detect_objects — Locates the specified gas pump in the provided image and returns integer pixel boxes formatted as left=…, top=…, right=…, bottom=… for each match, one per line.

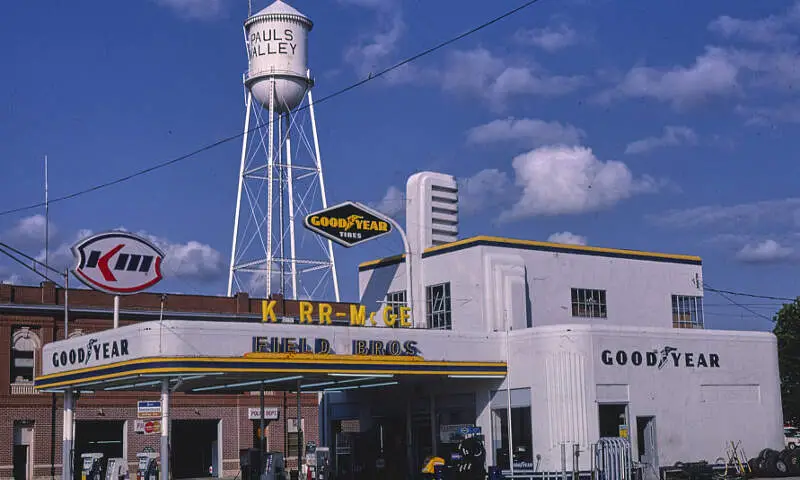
left=136, top=452, right=159, bottom=480
left=81, top=453, right=106, bottom=480
left=263, top=452, right=286, bottom=480
left=105, top=457, right=129, bottom=480
left=315, top=448, right=331, bottom=480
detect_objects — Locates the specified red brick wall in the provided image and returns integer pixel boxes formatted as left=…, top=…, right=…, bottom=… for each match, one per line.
left=0, top=394, right=319, bottom=480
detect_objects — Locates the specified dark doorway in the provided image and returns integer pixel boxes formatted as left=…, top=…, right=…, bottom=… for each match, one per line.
left=637, top=416, right=659, bottom=480
left=172, top=420, right=218, bottom=479
left=598, top=404, right=627, bottom=437
left=13, top=445, right=29, bottom=480
left=74, top=421, right=124, bottom=480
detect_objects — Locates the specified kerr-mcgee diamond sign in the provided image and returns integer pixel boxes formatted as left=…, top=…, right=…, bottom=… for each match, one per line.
left=72, top=231, right=166, bottom=295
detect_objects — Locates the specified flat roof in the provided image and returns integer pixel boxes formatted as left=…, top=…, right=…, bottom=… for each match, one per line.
left=359, top=235, right=703, bottom=271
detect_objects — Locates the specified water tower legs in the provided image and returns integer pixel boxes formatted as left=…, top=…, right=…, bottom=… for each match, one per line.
left=228, top=82, right=340, bottom=301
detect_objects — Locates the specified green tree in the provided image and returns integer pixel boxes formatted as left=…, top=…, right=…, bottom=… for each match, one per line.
left=773, top=298, right=800, bottom=426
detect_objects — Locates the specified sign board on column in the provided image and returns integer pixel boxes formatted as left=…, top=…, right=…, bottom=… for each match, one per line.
left=137, top=400, right=162, bottom=419
left=440, top=424, right=478, bottom=444
left=134, top=419, right=162, bottom=435
left=248, top=407, right=280, bottom=420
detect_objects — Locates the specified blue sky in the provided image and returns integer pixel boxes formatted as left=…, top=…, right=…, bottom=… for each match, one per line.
left=1, top=0, right=799, bottom=332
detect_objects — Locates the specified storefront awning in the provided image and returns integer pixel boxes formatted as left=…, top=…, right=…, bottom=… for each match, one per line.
left=34, top=352, right=507, bottom=393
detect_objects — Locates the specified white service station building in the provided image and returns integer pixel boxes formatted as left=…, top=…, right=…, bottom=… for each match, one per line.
left=35, top=172, right=784, bottom=480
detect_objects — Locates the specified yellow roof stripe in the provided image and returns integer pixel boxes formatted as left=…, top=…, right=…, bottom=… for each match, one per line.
left=359, top=235, right=701, bottom=268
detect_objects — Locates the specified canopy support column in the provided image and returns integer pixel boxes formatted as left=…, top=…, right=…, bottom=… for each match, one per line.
left=296, top=380, right=303, bottom=472
left=62, top=389, right=74, bottom=480
left=260, top=382, right=266, bottom=475
left=161, top=380, right=170, bottom=480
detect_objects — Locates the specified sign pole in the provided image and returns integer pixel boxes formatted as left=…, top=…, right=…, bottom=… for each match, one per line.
left=113, top=296, right=120, bottom=329
left=352, top=202, right=415, bottom=325
left=260, top=382, right=265, bottom=475
left=64, top=270, right=69, bottom=339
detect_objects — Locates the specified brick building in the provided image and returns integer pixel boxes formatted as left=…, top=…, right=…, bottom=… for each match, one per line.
left=0, top=281, right=351, bottom=480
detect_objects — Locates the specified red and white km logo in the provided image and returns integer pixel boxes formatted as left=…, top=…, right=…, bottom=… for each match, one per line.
left=72, top=231, right=166, bottom=295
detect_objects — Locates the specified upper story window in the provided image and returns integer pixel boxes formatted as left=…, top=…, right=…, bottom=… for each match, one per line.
left=672, top=295, right=704, bottom=329
left=571, top=288, right=607, bottom=318
left=11, top=327, right=41, bottom=384
left=426, top=282, right=452, bottom=330
left=385, top=291, right=407, bottom=328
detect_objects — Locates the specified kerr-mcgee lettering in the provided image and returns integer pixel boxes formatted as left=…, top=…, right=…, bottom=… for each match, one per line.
left=262, top=300, right=412, bottom=328
left=52, top=337, right=130, bottom=368
left=601, top=346, right=719, bottom=369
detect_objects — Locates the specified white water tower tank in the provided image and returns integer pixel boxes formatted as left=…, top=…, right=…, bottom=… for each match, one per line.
left=244, top=0, right=313, bottom=113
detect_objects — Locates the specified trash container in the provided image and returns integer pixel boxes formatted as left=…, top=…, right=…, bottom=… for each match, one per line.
left=488, top=466, right=505, bottom=480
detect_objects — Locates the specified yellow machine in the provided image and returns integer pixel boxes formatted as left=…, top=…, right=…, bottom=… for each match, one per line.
left=421, top=456, right=446, bottom=475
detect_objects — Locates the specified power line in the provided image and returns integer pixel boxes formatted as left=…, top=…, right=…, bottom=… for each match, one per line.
left=0, top=0, right=545, bottom=218
left=702, top=285, right=795, bottom=303
left=703, top=283, right=774, bottom=322
left=0, top=244, right=63, bottom=287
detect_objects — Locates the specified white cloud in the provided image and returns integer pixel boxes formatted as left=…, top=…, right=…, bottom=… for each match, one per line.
left=372, top=186, right=405, bottom=218
left=457, top=169, right=513, bottom=214
left=440, top=48, right=587, bottom=106
left=134, top=232, right=226, bottom=283
left=599, top=3, right=800, bottom=110
left=624, top=126, right=698, bottom=155
left=547, top=231, right=588, bottom=245
left=708, top=2, right=800, bottom=47
left=736, top=103, right=800, bottom=126
left=500, top=145, right=658, bottom=220
left=736, top=239, right=794, bottom=264
left=650, top=198, right=800, bottom=229
left=2, top=214, right=58, bottom=250
left=153, top=0, right=224, bottom=20
left=596, top=47, right=742, bottom=109
left=514, top=24, right=580, bottom=52
left=344, top=12, right=406, bottom=79
left=466, top=118, right=585, bottom=147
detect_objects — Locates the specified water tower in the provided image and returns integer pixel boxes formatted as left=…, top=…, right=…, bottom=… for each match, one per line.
left=228, top=0, right=340, bottom=301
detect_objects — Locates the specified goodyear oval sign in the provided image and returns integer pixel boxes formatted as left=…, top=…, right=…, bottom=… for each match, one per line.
left=303, top=201, right=393, bottom=247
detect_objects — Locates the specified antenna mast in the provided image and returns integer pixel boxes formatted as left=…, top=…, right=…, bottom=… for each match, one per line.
left=44, top=155, right=49, bottom=268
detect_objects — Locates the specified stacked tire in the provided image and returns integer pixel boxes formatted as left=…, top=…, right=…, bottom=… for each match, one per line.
left=748, top=448, right=800, bottom=477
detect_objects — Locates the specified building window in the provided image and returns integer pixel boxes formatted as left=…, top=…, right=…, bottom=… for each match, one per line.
left=11, top=327, right=41, bottom=383
left=385, top=290, right=407, bottom=328
left=672, top=295, right=704, bottom=329
left=491, top=389, right=533, bottom=471
left=287, top=418, right=305, bottom=457
left=426, top=282, right=452, bottom=330
left=571, top=288, right=607, bottom=318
